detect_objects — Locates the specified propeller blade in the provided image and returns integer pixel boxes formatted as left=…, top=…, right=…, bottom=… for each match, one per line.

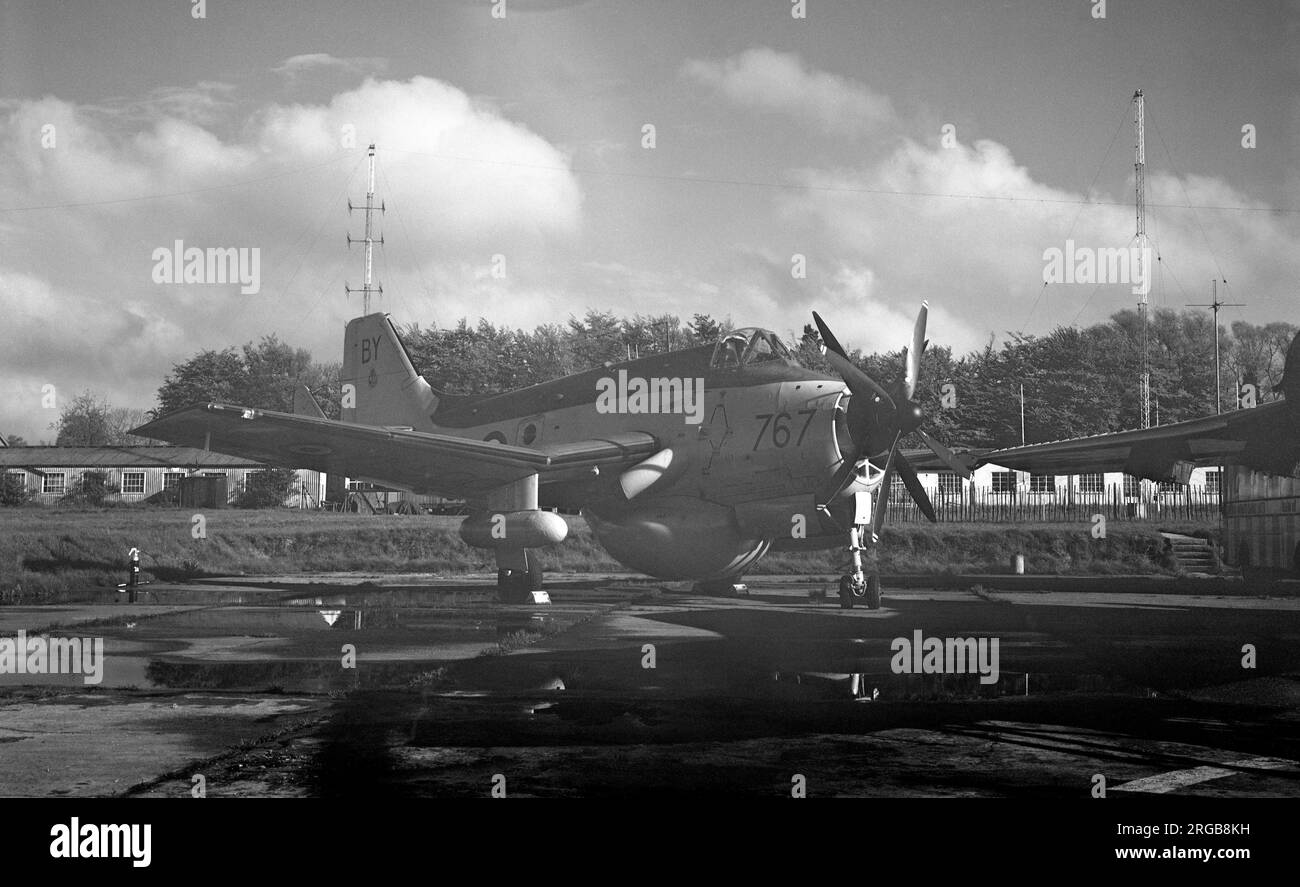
left=821, top=458, right=860, bottom=506
left=918, top=429, right=973, bottom=479
left=895, top=452, right=937, bottom=522
left=812, top=312, right=896, bottom=411
left=871, top=436, right=900, bottom=538
left=903, top=301, right=928, bottom=400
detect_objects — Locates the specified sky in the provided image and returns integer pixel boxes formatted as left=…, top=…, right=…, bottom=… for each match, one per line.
left=1, top=0, right=1298, bottom=441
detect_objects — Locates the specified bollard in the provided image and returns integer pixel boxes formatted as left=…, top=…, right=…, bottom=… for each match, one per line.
left=1012, top=554, right=1025, bottom=575
left=127, top=547, right=140, bottom=603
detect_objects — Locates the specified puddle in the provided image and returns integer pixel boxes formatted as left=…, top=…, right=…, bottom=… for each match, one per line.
left=1, top=603, right=544, bottom=692
left=769, top=670, right=1136, bottom=700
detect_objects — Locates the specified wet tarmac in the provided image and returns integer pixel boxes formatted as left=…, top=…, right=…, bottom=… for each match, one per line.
left=2, top=573, right=1298, bottom=797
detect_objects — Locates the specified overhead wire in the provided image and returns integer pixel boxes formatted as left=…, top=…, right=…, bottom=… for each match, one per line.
left=283, top=153, right=367, bottom=321
left=1026, top=100, right=1132, bottom=330
left=377, top=163, right=438, bottom=317
left=379, top=146, right=1298, bottom=215
left=0, top=152, right=356, bottom=213
left=1146, top=103, right=1234, bottom=284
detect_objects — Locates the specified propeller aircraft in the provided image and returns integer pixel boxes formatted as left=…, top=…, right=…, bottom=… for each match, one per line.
left=135, top=303, right=968, bottom=607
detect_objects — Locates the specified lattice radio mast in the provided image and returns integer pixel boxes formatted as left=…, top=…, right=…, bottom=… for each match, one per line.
left=346, top=143, right=384, bottom=314
left=1134, top=90, right=1151, bottom=430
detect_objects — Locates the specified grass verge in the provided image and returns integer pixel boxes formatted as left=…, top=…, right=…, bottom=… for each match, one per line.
left=0, top=505, right=1213, bottom=604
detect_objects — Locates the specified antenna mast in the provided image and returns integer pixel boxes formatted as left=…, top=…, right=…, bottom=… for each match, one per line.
left=1134, top=90, right=1151, bottom=430
left=346, top=143, right=385, bottom=314
left=1187, top=280, right=1245, bottom=415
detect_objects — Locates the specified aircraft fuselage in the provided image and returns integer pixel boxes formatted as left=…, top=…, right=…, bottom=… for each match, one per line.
left=414, top=346, right=866, bottom=579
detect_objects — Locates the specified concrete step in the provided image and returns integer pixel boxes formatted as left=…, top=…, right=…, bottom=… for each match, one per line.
left=1161, top=532, right=1221, bottom=575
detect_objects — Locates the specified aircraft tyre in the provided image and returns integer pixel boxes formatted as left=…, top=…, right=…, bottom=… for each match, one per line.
left=693, top=578, right=745, bottom=595
left=838, top=574, right=858, bottom=609
left=496, top=561, right=543, bottom=603
left=865, top=574, right=881, bottom=609
left=839, top=574, right=881, bottom=610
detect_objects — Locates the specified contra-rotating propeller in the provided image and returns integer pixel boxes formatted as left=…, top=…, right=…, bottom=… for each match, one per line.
left=813, top=302, right=972, bottom=538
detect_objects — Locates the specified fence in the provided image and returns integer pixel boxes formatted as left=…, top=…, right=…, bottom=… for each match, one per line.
left=885, top=486, right=1221, bottom=524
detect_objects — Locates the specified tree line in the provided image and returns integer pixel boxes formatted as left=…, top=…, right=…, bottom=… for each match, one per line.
left=10, top=308, right=1294, bottom=452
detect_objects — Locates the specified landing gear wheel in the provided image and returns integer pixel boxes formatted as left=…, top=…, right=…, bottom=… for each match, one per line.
left=865, top=574, right=881, bottom=610
left=693, top=578, right=746, bottom=596
left=496, top=568, right=520, bottom=602
left=496, top=563, right=543, bottom=603
left=838, top=574, right=881, bottom=610
left=838, top=574, right=863, bottom=609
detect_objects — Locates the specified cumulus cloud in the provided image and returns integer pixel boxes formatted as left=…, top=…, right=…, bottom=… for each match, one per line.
left=778, top=133, right=1300, bottom=340
left=85, top=82, right=239, bottom=128
left=252, top=76, right=583, bottom=238
left=272, top=54, right=388, bottom=79
left=2, top=49, right=1294, bottom=446
left=682, top=47, right=897, bottom=136
left=0, top=75, right=583, bottom=439
left=678, top=50, right=1299, bottom=345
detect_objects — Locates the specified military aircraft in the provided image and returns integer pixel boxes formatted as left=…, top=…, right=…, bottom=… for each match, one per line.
left=134, top=303, right=972, bottom=608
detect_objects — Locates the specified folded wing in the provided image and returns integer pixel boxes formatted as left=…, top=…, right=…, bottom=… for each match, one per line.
left=975, top=400, right=1297, bottom=480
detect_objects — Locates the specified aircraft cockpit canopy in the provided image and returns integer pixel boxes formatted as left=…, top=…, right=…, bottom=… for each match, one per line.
left=710, top=327, right=796, bottom=370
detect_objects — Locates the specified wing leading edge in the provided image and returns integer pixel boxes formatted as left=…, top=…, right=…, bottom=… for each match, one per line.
left=132, top=403, right=659, bottom=499
left=974, top=400, right=1298, bottom=481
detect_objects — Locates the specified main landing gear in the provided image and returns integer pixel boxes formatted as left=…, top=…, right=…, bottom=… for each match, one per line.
left=838, top=526, right=882, bottom=610
left=692, top=579, right=750, bottom=596
left=496, top=552, right=549, bottom=604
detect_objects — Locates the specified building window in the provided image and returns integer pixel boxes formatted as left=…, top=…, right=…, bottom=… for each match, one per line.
left=163, top=473, right=184, bottom=490
left=203, top=472, right=226, bottom=478
left=1203, top=470, right=1221, bottom=495
left=1078, top=473, right=1103, bottom=494
left=42, top=473, right=66, bottom=495
left=937, top=471, right=964, bottom=495
left=1029, top=473, right=1055, bottom=494
left=4, top=471, right=25, bottom=491
left=1123, top=474, right=1141, bottom=497
left=1158, top=481, right=1184, bottom=494
left=121, top=471, right=145, bottom=494
left=991, top=471, right=1016, bottom=494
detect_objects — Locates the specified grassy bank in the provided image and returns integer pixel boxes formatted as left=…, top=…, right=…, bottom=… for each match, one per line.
left=0, top=505, right=1215, bottom=604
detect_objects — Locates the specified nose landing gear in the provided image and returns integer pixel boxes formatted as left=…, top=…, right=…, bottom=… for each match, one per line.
left=838, top=526, right=882, bottom=610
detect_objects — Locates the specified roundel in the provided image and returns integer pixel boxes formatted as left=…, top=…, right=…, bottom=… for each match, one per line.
left=484, top=431, right=507, bottom=444
left=521, top=423, right=538, bottom=445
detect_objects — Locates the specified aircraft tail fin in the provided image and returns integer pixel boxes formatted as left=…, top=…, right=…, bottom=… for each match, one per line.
left=341, top=313, right=439, bottom=429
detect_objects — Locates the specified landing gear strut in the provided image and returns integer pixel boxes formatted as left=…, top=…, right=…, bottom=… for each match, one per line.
left=838, top=526, right=882, bottom=610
